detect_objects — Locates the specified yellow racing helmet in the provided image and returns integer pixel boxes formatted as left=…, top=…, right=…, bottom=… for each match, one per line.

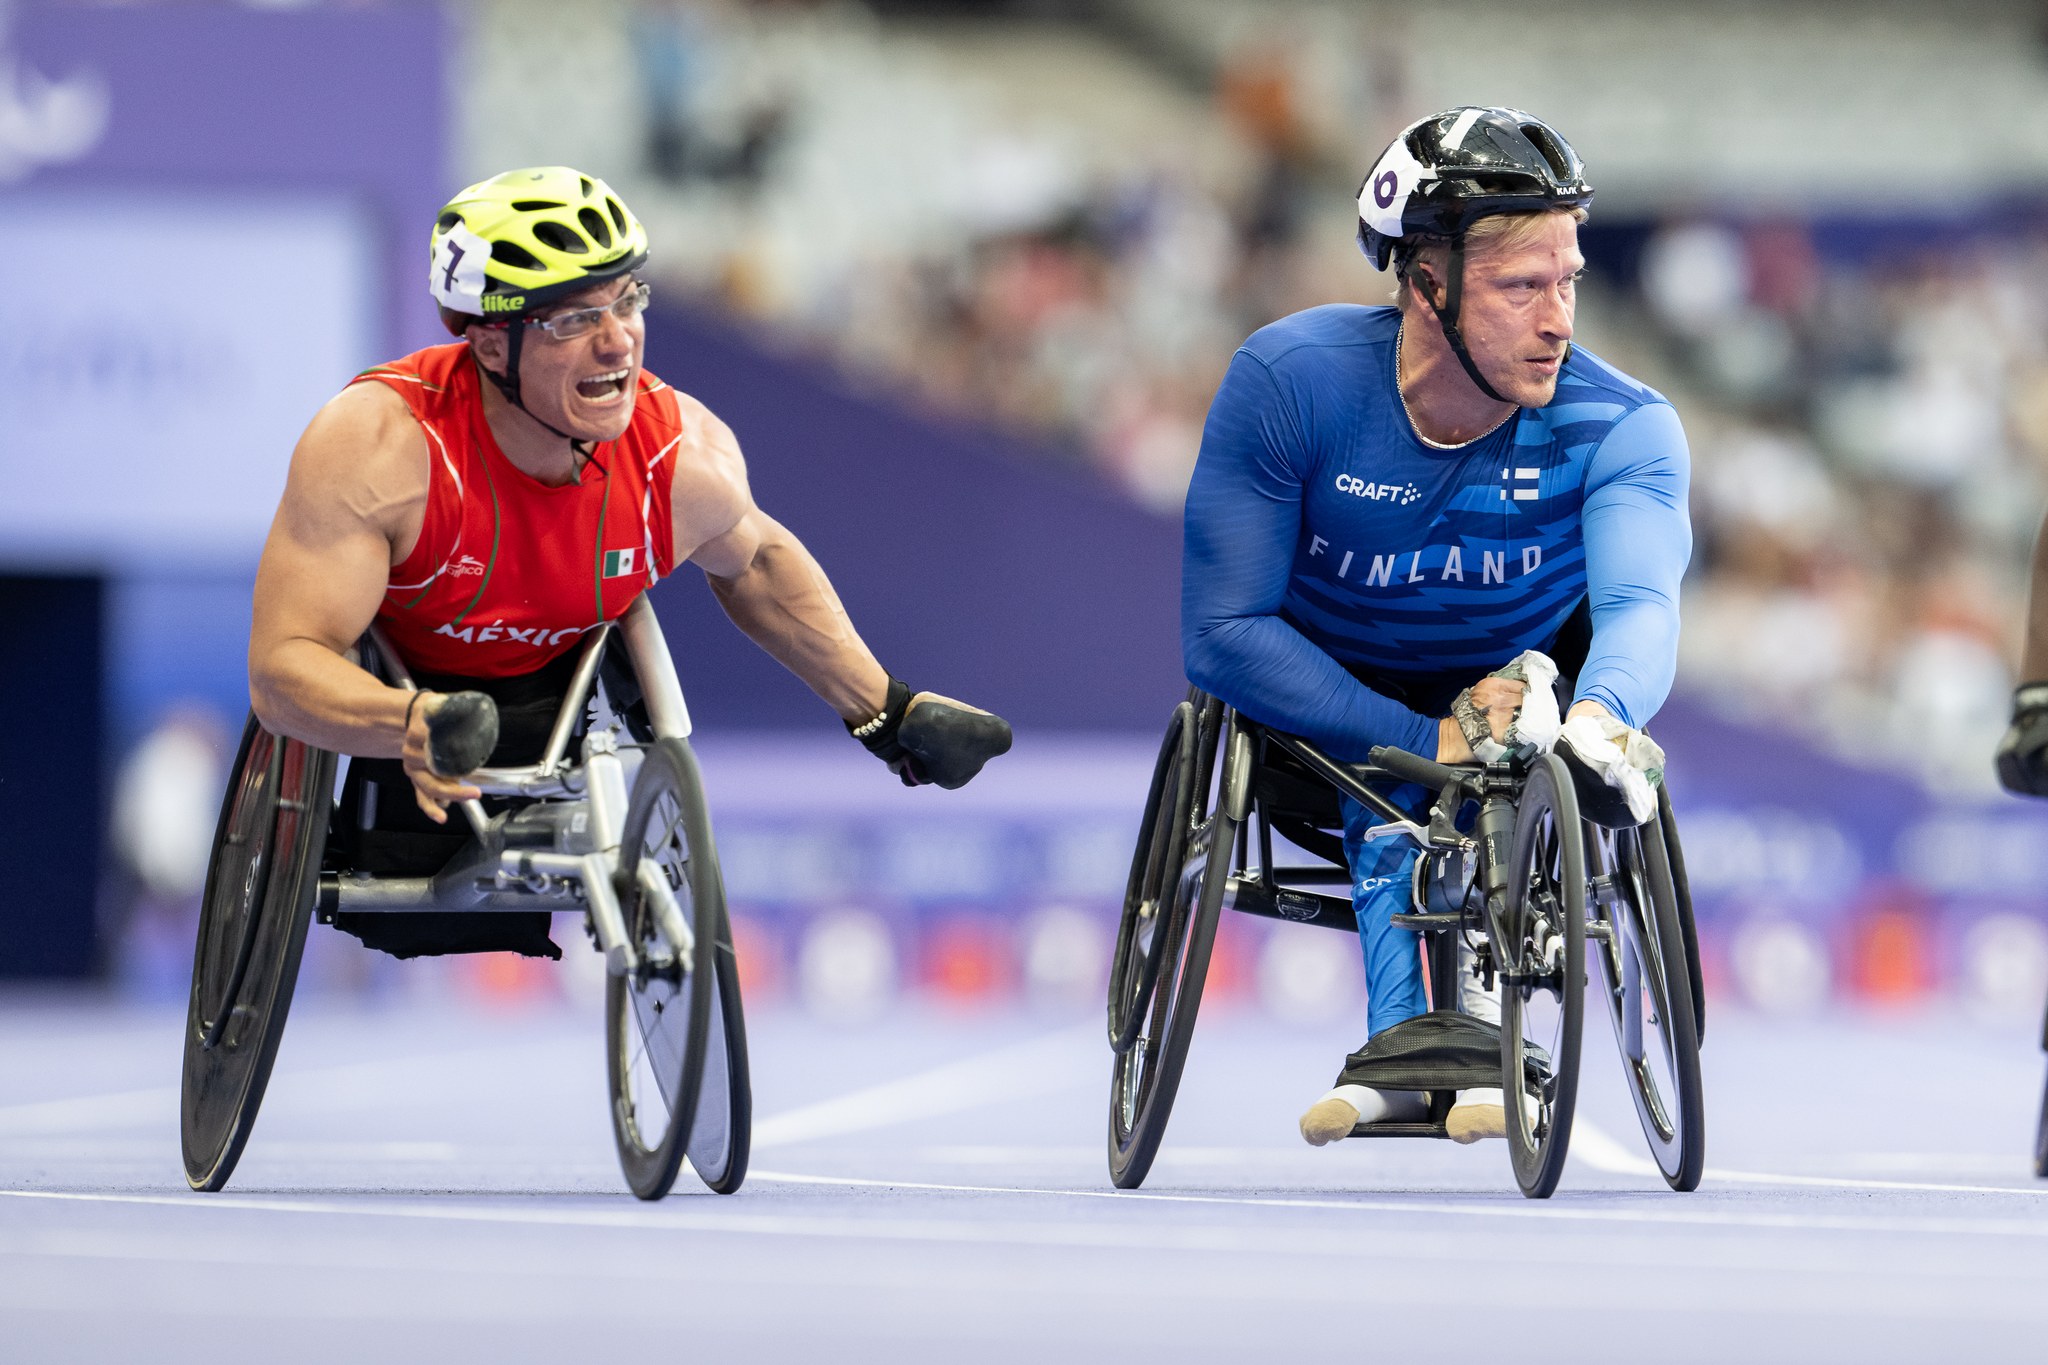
left=429, top=166, right=649, bottom=321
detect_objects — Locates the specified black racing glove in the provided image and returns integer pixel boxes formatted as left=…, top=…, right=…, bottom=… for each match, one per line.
left=848, top=676, right=1013, bottom=790
left=426, top=690, right=500, bottom=776
left=1997, top=683, right=2048, bottom=797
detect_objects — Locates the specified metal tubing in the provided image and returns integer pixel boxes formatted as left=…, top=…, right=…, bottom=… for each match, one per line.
left=536, top=624, right=613, bottom=774
left=620, top=595, right=691, bottom=739
left=465, top=768, right=580, bottom=799
left=325, top=876, right=575, bottom=913
left=583, top=733, right=630, bottom=854
left=1262, top=730, right=1429, bottom=831
left=635, top=857, right=697, bottom=961
left=578, top=853, right=636, bottom=976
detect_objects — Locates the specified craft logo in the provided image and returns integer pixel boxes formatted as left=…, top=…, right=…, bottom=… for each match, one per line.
left=1333, top=475, right=1419, bottom=505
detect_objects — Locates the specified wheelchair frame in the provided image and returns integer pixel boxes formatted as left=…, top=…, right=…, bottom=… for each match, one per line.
left=1106, top=691, right=1704, bottom=1199
left=318, top=596, right=692, bottom=977
left=181, top=594, right=751, bottom=1201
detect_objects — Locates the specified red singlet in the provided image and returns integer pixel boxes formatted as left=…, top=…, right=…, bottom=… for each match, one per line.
left=353, top=343, right=680, bottom=678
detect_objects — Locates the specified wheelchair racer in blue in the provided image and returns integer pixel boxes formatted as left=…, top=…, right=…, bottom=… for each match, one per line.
left=1181, top=108, right=1693, bottom=1146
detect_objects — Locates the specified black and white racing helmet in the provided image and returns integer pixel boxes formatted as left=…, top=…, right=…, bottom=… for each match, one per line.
left=1356, top=107, right=1593, bottom=403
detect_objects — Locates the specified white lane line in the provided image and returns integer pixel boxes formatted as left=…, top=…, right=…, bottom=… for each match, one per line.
left=1570, top=1118, right=2048, bottom=1198
left=751, top=1024, right=1095, bottom=1150
left=742, top=1170, right=2048, bottom=1235
left=0, top=1039, right=588, bottom=1137
left=9, top=1177, right=2048, bottom=1246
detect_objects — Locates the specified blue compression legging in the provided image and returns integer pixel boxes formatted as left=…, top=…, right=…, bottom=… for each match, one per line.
left=1341, top=788, right=1435, bottom=1039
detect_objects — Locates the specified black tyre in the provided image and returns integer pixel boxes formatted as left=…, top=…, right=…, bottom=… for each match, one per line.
left=1108, top=699, right=1234, bottom=1190
left=2033, top=1062, right=2048, bottom=1179
left=1108, top=700, right=1199, bottom=1053
left=608, top=737, right=722, bottom=1199
left=181, top=714, right=337, bottom=1191
left=1588, top=815, right=1705, bottom=1191
left=1499, top=753, right=1587, bottom=1200
left=1658, top=783, right=1705, bottom=1045
left=686, top=910, right=752, bottom=1194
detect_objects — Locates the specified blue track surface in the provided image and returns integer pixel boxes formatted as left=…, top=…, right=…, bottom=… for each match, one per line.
left=3, top=995, right=2046, bottom=1362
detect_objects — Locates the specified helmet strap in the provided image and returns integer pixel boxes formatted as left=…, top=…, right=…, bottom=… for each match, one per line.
left=1417, top=231, right=1513, bottom=406
left=474, top=320, right=597, bottom=461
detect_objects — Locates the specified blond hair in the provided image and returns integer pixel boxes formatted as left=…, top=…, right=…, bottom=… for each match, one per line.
left=1394, top=206, right=1588, bottom=310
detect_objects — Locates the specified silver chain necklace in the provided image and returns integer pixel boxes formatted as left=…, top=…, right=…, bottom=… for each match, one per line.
left=1396, top=323, right=1512, bottom=451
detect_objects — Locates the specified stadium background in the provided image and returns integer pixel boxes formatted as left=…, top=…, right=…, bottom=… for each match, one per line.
left=5, top=0, right=2048, bottom=1034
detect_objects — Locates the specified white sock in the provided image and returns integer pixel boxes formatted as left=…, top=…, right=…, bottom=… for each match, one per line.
left=1455, top=1087, right=1504, bottom=1110
left=1322, top=1083, right=1426, bottom=1125
left=1458, top=937, right=1502, bottom=1026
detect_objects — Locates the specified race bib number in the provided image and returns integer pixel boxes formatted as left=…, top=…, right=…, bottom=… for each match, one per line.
left=429, top=220, right=492, bottom=313
left=1357, top=121, right=1434, bottom=241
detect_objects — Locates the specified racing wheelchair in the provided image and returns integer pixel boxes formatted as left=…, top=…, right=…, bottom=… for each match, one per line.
left=1106, top=689, right=1705, bottom=1199
left=180, top=595, right=750, bottom=1200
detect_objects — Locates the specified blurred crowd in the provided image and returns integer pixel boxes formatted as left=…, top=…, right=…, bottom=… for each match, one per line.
left=574, top=1, right=2048, bottom=793
left=1652, top=220, right=2048, bottom=793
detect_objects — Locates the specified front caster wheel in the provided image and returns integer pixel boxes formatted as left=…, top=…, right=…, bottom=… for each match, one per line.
left=1499, top=754, right=1587, bottom=1200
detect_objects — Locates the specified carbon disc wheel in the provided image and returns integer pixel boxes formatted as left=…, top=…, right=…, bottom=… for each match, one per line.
left=181, top=714, right=336, bottom=1192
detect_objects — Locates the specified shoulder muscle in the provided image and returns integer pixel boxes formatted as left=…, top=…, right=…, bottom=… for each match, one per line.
left=665, top=389, right=755, bottom=561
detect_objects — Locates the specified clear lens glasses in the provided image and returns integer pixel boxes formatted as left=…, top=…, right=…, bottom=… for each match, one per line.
left=529, top=281, right=651, bottom=341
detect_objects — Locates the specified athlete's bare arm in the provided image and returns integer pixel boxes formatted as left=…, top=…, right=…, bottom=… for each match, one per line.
left=2022, top=507, right=2048, bottom=682
left=248, top=382, right=479, bottom=821
left=665, top=398, right=891, bottom=721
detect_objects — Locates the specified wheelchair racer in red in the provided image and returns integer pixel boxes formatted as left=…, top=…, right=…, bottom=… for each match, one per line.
left=249, top=168, right=1009, bottom=839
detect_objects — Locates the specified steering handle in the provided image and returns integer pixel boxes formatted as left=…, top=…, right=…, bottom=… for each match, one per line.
left=1368, top=744, right=1462, bottom=792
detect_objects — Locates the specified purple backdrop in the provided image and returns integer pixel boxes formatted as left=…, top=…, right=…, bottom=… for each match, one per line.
left=11, top=0, right=448, bottom=353
left=639, top=304, right=1187, bottom=732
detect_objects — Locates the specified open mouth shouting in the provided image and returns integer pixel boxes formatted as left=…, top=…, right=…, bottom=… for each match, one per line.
left=575, top=368, right=632, bottom=403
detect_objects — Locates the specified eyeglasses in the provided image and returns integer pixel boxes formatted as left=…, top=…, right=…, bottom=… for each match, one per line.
left=526, top=281, right=652, bottom=341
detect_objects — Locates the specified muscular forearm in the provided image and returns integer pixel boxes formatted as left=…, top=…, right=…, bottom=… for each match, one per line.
left=706, top=540, right=888, bottom=721
left=250, top=637, right=413, bottom=757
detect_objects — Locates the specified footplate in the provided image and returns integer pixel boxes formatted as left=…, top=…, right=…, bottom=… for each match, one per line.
left=1346, top=1121, right=1452, bottom=1140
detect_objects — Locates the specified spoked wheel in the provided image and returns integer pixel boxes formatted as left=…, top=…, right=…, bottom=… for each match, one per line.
left=181, top=714, right=337, bottom=1191
left=1108, top=700, right=1199, bottom=1052
left=608, top=737, right=731, bottom=1199
left=1497, top=753, right=1587, bottom=1200
left=1588, top=813, right=1705, bottom=1191
left=1108, top=698, right=1233, bottom=1190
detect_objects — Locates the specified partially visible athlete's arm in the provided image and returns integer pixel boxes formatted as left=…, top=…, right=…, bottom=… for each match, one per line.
left=248, top=383, right=478, bottom=817
left=1573, top=401, right=1693, bottom=727
left=1181, top=351, right=1442, bottom=763
left=670, top=400, right=890, bottom=721
left=2022, top=506, right=2048, bottom=681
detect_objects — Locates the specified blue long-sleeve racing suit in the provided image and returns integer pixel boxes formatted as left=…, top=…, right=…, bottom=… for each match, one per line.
left=1182, top=304, right=1691, bottom=1036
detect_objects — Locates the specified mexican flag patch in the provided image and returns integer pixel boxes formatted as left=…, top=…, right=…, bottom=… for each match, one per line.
left=602, top=547, right=639, bottom=579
